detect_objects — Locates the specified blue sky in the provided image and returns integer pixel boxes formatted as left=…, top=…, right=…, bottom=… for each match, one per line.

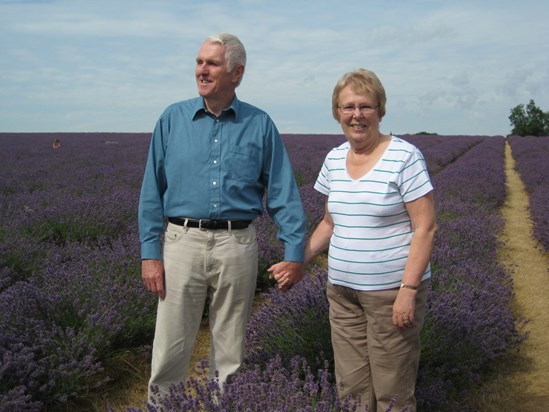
left=1, top=0, right=548, bottom=136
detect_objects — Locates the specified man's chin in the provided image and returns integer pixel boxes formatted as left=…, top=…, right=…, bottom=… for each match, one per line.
left=196, top=84, right=211, bottom=97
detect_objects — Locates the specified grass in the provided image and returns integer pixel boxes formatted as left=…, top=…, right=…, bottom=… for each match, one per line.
left=59, top=348, right=150, bottom=411
left=467, top=342, right=536, bottom=411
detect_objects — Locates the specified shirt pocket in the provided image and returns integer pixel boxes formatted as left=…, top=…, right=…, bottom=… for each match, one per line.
left=227, top=146, right=261, bottom=183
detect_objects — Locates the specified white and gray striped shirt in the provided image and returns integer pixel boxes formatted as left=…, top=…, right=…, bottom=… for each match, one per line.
left=314, top=136, right=433, bottom=291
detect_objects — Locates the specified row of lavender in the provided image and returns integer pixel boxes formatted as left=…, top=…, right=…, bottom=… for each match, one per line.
left=0, top=133, right=517, bottom=411
left=414, top=136, right=517, bottom=409
left=507, top=135, right=549, bottom=251
left=142, top=134, right=517, bottom=411
left=236, top=135, right=517, bottom=412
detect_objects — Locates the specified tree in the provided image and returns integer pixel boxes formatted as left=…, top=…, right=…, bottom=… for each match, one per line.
left=509, top=100, right=549, bottom=136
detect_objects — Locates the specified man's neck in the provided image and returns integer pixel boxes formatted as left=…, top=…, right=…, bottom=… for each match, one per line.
left=204, top=95, right=235, bottom=117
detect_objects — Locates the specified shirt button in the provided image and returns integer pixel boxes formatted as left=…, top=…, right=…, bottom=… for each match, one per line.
left=213, top=181, right=217, bottom=185
left=213, top=160, right=217, bottom=164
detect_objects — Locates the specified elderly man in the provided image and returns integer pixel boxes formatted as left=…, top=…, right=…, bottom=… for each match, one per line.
left=138, top=33, right=306, bottom=402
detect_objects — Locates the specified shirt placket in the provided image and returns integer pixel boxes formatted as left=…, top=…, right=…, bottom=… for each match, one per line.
left=209, top=118, right=222, bottom=219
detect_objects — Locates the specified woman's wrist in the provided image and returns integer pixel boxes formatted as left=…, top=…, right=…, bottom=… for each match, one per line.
left=400, top=282, right=419, bottom=290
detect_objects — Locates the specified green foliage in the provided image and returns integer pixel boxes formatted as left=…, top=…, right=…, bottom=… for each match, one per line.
left=293, top=170, right=308, bottom=186
left=509, top=99, right=549, bottom=136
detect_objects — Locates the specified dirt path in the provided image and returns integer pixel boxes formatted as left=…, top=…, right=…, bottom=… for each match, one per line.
left=472, top=142, right=549, bottom=411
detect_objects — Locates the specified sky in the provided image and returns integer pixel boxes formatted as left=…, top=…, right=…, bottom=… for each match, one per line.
left=1, top=0, right=548, bottom=136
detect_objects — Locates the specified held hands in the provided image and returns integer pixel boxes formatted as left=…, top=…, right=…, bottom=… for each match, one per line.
left=267, top=261, right=305, bottom=291
left=142, top=259, right=166, bottom=300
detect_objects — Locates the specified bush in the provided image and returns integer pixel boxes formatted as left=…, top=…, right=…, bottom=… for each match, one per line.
left=244, top=266, right=332, bottom=374
left=129, top=356, right=360, bottom=412
left=507, top=135, right=549, bottom=251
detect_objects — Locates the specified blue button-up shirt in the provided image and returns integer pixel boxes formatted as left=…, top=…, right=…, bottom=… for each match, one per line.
left=138, top=96, right=306, bottom=262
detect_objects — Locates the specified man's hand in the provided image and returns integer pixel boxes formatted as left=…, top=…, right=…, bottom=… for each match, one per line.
left=142, top=259, right=165, bottom=300
left=268, top=261, right=304, bottom=290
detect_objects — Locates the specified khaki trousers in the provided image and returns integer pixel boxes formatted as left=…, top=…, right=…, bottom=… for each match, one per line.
left=148, top=223, right=258, bottom=401
left=327, top=280, right=429, bottom=412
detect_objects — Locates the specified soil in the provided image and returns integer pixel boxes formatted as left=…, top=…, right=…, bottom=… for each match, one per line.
left=469, top=142, right=549, bottom=411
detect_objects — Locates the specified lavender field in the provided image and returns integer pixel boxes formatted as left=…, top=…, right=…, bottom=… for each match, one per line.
left=507, top=136, right=549, bottom=252
left=0, top=132, right=542, bottom=411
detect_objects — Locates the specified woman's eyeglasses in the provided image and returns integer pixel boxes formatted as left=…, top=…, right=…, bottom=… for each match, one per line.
left=338, top=104, right=378, bottom=115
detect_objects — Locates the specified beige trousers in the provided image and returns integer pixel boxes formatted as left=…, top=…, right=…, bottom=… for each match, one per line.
left=327, top=280, right=429, bottom=412
left=148, top=222, right=258, bottom=401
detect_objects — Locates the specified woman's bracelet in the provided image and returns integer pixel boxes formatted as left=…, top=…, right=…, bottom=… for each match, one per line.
left=400, top=283, right=418, bottom=290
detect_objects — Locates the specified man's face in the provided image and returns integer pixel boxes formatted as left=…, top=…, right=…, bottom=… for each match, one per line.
left=195, top=41, right=242, bottom=101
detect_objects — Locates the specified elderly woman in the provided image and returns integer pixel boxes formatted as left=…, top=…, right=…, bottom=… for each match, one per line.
left=271, top=69, right=436, bottom=411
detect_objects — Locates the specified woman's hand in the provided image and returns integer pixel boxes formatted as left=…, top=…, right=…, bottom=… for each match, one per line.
left=392, top=287, right=417, bottom=328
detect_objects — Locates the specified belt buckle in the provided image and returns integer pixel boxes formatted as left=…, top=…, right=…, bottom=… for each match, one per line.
left=198, top=219, right=207, bottom=230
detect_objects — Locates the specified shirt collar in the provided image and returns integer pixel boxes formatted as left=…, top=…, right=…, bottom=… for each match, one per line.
left=192, top=96, right=239, bottom=121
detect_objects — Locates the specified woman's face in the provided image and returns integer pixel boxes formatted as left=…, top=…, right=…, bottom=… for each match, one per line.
left=336, top=85, right=381, bottom=146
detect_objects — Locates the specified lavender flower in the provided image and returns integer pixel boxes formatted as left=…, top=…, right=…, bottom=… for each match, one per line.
left=0, top=133, right=521, bottom=410
left=507, top=135, right=549, bottom=250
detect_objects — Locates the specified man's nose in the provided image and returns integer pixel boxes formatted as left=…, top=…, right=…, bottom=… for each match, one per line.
left=197, top=63, right=208, bottom=73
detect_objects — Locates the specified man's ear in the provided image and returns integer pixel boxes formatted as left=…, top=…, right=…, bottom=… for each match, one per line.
left=232, top=64, right=245, bottom=84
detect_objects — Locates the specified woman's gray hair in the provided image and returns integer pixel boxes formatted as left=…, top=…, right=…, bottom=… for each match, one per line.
left=207, top=33, right=246, bottom=86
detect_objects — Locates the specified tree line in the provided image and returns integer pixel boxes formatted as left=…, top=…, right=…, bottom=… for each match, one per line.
left=509, top=99, right=549, bottom=136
